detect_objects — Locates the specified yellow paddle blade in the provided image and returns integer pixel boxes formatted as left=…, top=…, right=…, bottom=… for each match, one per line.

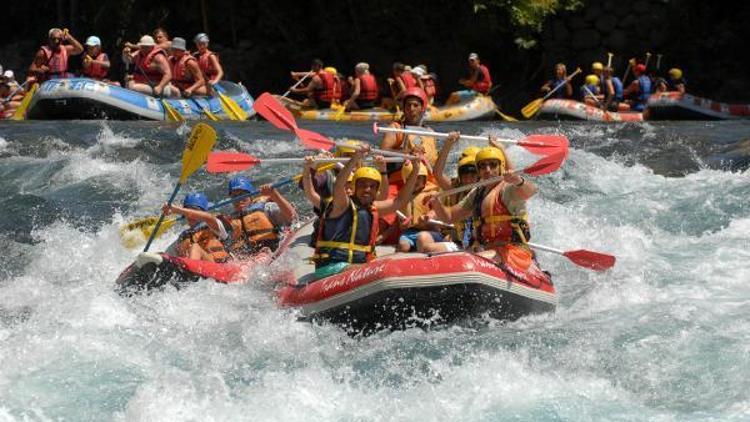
left=119, top=216, right=178, bottom=249
left=179, top=122, right=216, bottom=182
left=218, top=92, right=248, bottom=121
left=10, top=83, right=38, bottom=121
left=162, top=99, right=184, bottom=122
left=521, top=98, right=544, bottom=119
left=495, top=108, right=518, bottom=122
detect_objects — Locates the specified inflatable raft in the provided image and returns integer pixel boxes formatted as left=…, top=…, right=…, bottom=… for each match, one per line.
left=537, top=98, right=643, bottom=122
left=25, top=77, right=255, bottom=120
left=275, top=225, right=556, bottom=334
left=275, top=91, right=497, bottom=122
left=647, top=92, right=750, bottom=120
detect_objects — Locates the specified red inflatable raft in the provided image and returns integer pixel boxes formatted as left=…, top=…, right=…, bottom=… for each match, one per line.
left=647, top=92, right=750, bottom=120
left=537, top=98, right=644, bottom=122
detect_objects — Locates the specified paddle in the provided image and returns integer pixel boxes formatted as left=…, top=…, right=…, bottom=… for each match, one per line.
left=606, top=52, right=614, bottom=69
left=206, top=151, right=403, bottom=173
left=494, top=108, right=518, bottom=122
left=142, top=123, right=216, bottom=252
left=656, top=54, right=663, bottom=71
left=213, top=83, right=248, bottom=121
left=521, top=68, right=581, bottom=119
left=644, top=52, right=652, bottom=71
left=253, top=92, right=417, bottom=159
left=527, top=242, right=616, bottom=271
left=373, top=123, right=569, bottom=156
left=2, top=80, right=30, bottom=104
left=436, top=151, right=567, bottom=199
left=189, top=97, right=220, bottom=121
left=282, top=71, right=312, bottom=98
left=10, top=83, right=38, bottom=120
left=131, top=59, right=183, bottom=122
left=622, top=58, right=635, bottom=85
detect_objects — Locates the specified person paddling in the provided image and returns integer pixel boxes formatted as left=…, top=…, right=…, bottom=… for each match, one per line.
left=163, top=192, right=230, bottom=263
left=168, top=37, right=207, bottom=97
left=540, top=63, right=573, bottom=99
left=81, top=36, right=118, bottom=85
left=601, top=66, right=626, bottom=111
left=28, top=28, right=84, bottom=83
left=124, top=35, right=177, bottom=97
left=623, top=63, right=652, bottom=112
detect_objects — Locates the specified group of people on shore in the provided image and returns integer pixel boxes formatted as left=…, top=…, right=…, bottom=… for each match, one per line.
left=166, top=87, right=537, bottom=276
left=541, top=59, right=686, bottom=112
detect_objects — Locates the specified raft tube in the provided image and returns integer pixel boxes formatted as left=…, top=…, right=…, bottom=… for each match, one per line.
left=537, top=98, right=643, bottom=122
left=274, top=91, right=497, bottom=122
left=25, top=77, right=255, bottom=120
left=275, top=225, right=557, bottom=335
left=646, top=92, right=750, bottom=120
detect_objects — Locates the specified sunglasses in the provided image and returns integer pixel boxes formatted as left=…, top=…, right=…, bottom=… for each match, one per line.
left=476, top=161, right=500, bottom=170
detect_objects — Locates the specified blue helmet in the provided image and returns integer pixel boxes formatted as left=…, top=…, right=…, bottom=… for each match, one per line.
left=183, top=192, right=209, bottom=211
left=228, top=176, right=255, bottom=195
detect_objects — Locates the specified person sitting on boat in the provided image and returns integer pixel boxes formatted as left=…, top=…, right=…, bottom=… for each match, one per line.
left=124, top=35, right=177, bottom=97
left=343, top=62, right=379, bottom=111
left=80, top=36, right=118, bottom=85
left=666, top=68, right=686, bottom=94
left=601, top=66, right=627, bottom=112
left=290, top=58, right=323, bottom=86
left=168, top=37, right=207, bottom=97
left=221, top=176, right=296, bottom=257
left=28, top=28, right=84, bottom=83
left=540, top=63, right=573, bottom=99
left=591, top=61, right=603, bottom=78
left=163, top=192, right=230, bottom=263
left=431, top=146, right=536, bottom=270
left=459, top=53, right=492, bottom=95
left=291, top=66, right=343, bottom=109
left=1, top=70, right=25, bottom=115
left=415, top=65, right=438, bottom=105
left=124, top=27, right=172, bottom=53
left=312, top=145, right=422, bottom=273
left=580, top=74, right=603, bottom=106
left=193, top=33, right=224, bottom=88
left=623, top=63, right=652, bottom=112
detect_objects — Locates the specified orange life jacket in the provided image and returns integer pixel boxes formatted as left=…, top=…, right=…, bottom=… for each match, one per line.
left=133, top=48, right=167, bottom=84
left=315, top=70, right=342, bottom=103
left=39, top=45, right=69, bottom=80
left=196, top=50, right=219, bottom=80
left=385, top=121, right=438, bottom=183
left=177, top=223, right=230, bottom=263
left=82, top=52, right=108, bottom=80
left=400, top=72, right=417, bottom=89
left=229, top=204, right=280, bottom=254
left=474, top=183, right=530, bottom=245
left=170, top=54, right=198, bottom=91
left=358, top=73, right=378, bottom=101
left=472, top=64, right=492, bottom=94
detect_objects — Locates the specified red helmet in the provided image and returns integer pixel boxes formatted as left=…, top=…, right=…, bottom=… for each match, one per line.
left=634, top=64, right=646, bottom=75
left=400, top=87, right=428, bottom=110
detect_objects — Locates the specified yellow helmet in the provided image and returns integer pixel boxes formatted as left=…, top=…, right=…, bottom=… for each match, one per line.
left=324, top=66, right=338, bottom=75
left=457, top=156, right=477, bottom=172
left=475, top=146, right=506, bottom=171
left=401, top=160, right=429, bottom=180
left=460, top=146, right=480, bottom=160
left=592, top=62, right=604, bottom=71
left=585, top=74, right=600, bottom=86
left=335, top=139, right=361, bottom=157
left=352, top=167, right=380, bottom=186
left=668, top=68, right=682, bottom=80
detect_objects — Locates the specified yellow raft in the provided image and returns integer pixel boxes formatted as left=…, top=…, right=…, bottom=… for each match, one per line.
left=275, top=91, right=497, bottom=122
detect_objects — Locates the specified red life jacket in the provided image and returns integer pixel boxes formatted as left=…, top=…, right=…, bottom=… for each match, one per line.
left=196, top=50, right=219, bottom=80
left=475, top=183, right=530, bottom=245
left=133, top=48, right=167, bottom=84
left=170, top=54, right=197, bottom=90
left=423, top=77, right=437, bottom=100
left=400, top=72, right=418, bottom=89
left=82, top=52, right=108, bottom=80
left=39, top=45, right=69, bottom=80
left=358, top=73, right=378, bottom=101
left=472, top=64, right=492, bottom=94
left=314, top=71, right=342, bottom=103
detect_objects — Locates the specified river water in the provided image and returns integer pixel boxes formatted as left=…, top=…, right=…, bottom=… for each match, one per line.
left=0, top=119, right=748, bottom=421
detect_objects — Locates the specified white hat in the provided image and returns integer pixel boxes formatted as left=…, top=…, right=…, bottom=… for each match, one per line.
left=171, top=37, right=187, bottom=50
left=468, top=52, right=479, bottom=60
left=85, top=36, right=101, bottom=46
left=4, top=70, right=14, bottom=80
left=411, top=66, right=425, bottom=77
left=138, top=35, right=155, bottom=47
left=354, top=62, right=369, bottom=73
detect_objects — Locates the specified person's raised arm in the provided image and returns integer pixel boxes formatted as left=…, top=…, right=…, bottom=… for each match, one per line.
left=261, top=184, right=296, bottom=224
left=64, top=32, right=84, bottom=55
left=329, top=145, right=368, bottom=218
left=377, top=159, right=420, bottom=215
left=373, top=155, right=390, bottom=201
left=433, top=131, right=460, bottom=190
left=163, top=203, right=223, bottom=233
left=302, top=156, right=322, bottom=207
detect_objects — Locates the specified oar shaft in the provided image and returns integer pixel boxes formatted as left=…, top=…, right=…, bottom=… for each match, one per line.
left=257, top=157, right=403, bottom=164
left=282, top=72, right=312, bottom=98
left=542, top=68, right=581, bottom=101
left=436, top=169, right=524, bottom=198
left=525, top=242, right=563, bottom=255
left=375, top=124, right=527, bottom=147
left=143, top=183, right=181, bottom=252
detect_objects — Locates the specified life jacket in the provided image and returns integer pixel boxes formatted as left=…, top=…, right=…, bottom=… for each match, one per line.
left=176, top=222, right=230, bottom=263
left=637, top=75, right=652, bottom=104
left=611, top=77, right=624, bottom=101
left=228, top=202, right=280, bottom=254
left=170, top=54, right=198, bottom=91
left=473, top=184, right=530, bottom=246
left=358, top=73, right=378, bottom=101
left=384, top=121, right=438, bottom=182
left=39, top=45, right=69, bottom=80
left=422, top=77, right=437, bottom=101
left=472, top=64, right=492, bottom=94
left=133, top=47, right=167, bottom=84
left=313, top=198, right=379, bottom=267
left=399, top=72, right=418, bottom=90
left=82, top=52, right=108, bottom=80
left=314, top=70, right=342, bottom=103
left=196, top=50, right=219, bottom=80
left=548, top=78, right=567, bottom=98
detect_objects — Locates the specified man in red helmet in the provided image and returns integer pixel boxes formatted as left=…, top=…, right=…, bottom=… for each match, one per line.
left=623, top=63, right=652, bottom=112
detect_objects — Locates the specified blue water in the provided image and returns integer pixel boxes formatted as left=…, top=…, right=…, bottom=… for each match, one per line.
left=0, top=119, right=748, bottom=421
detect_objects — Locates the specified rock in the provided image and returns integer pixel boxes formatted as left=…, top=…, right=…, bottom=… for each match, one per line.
left=569, top=16, right=588, bottom=30
left=584, top=4, right=602, bottom=22
left=596, top=15, right=618, bottom=33
left=572, top=29, right=602, bottom=50
left=605, top=30, right=629, bottom=51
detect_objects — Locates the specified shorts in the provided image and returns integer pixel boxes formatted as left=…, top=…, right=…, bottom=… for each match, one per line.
left=398, top=229, right=444, bottom=251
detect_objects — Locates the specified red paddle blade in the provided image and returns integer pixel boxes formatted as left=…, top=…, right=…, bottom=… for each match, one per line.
left=206, top=151, right=260, bottom=173
left=563, top=249, right=616, bottom=271
left=253, top=93, right=297, bottom=131
left=518, top=134, right=570, bottom=155
left=521, top=150, right=567, bottom=176
left=296, top=128, right=335, bottom=151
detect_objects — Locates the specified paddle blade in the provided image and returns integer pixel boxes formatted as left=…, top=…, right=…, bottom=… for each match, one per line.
left=119, top=216, right=178, bottom=249
left=521, top=151, right=567, bottom=176
left=180, top=123, right=217, bottom=182
left=563, top=250, right=616, bottom=271
left=254, top=92, right=297, bottom=131
left=218, top=92, right=248, bottom=121
left=296, top=128, right=335, bottom=151
left=162, top=100, right=184, bottom=122
left=10, top=83, right=37, bottom=120
left=521, top=98, right=543, bottom=119
left=206, top=151, right=259, bottom=173
left=518, top=134, right=569, bottom=155
left=494, top=108, right=518, bottom=122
